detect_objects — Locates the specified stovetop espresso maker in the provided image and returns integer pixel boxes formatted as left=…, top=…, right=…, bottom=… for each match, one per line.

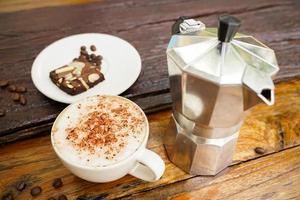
left=164, top=15, right=279, bottom=175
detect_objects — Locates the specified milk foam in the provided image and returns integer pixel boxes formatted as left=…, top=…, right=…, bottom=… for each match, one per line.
left=52, top=95, right=147, bottom=167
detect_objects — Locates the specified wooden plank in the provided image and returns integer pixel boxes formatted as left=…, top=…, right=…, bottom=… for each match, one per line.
left=0, top=0, right=299, bottom=139
left=0, top=80, right=299, bottom=199
left=123, top=146, right=300, bottom=200
left=0, top=0, right=100, bottom=13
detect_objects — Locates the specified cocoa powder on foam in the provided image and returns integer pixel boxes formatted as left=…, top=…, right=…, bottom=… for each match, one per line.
left=65, top=96, right=145, bottom=160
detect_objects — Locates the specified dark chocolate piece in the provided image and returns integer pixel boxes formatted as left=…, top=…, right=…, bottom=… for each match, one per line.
left=50, top=61, right=104, bottom=95
left=50, top=45, right=105, bottom=95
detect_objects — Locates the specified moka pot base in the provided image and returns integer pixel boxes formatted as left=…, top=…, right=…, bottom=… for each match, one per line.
left=164, top=114, right=239, bottom=175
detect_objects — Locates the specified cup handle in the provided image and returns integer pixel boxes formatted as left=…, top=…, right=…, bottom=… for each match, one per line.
left=129, top=148, right=165, bottom=182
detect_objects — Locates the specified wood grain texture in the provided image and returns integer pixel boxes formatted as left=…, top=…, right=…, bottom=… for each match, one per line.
left=0, top=0, right=100, bottom=13
left=0, top=80, right=299, bottom=199
left=125, top=147, right=300, bottom=200
left=0, top=0, right=300, bottom=139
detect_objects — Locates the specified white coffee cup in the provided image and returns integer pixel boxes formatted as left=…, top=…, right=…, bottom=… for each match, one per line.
left=51, top=95, right=165, bottom=182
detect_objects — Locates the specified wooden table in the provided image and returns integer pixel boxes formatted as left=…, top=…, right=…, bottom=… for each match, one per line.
left=0, top=0, right=300, bottom=199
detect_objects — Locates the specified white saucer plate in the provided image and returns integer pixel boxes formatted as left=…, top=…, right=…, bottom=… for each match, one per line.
left=31, top=33, right=141, bottom=104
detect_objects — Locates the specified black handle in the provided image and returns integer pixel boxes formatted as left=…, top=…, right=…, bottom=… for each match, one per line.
left=218, top=15, right=241, bottom=42
left=171, top=16, right=189, bottom=34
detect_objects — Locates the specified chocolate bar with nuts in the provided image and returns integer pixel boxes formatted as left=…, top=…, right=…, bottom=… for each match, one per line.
left=50, top=61, right=104, bottom=95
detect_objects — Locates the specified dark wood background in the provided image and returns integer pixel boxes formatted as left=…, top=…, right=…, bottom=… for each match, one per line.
left=0, top=0, right=299, bottom=143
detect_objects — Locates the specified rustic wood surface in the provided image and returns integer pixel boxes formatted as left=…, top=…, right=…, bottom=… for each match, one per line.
left=0, top=0, right=300, bottom=199
left=0, top=79, right=300, bottom=199
left=0, top=0, right=100, bottom=13
left=0, top=0, right=300, bottom=140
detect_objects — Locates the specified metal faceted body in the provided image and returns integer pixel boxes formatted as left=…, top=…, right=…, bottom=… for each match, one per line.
left=164, top=16, right=279, bottom=175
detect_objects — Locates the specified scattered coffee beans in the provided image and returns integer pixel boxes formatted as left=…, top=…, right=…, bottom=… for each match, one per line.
left=1, top=193, right=13, bottom=200
left=80, top=46, right=86, bottom=51
left=0, top=80, right=28, bottom=112
left=0, top=80, right=9, bottom=88
left=30, top=186, right=42, bottom=196
left=11, top=93, right=20, bottom=102
left=52, top=178, right=63, bottom=189
left=8, top=85, right=16, bottom=92
left=0, top=109, right=5, bottom=117
left=16, top=86, right=27, bottom=93
left=58, top=194, right=68, bottom=200
left=90, top=45, right=96, bottom=52
left=19, top=95, right=27, bottom=105
left=254, top=147, right=265, bottom=155
left=16, top=181, right=26, bottom=191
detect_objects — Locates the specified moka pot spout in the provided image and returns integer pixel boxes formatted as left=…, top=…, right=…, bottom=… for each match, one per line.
left=242, top=66, right=275, bottom=111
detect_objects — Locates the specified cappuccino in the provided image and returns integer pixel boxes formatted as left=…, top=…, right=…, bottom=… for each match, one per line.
left=52, top=95, right=147, bottom=167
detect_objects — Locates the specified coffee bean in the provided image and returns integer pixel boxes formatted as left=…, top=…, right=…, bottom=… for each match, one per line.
left=2, top=193, right=13, bottom=200
left=15, top=86, right=27, bottom=93
left=254, top=147, right=265, bottom=155
left=90, top=45, right=96, bottom=52
left=0, top=109, right=5, bottom=117
left=30, top=186, right=42, bottom=196
left=16, top=181, right=26, bottom=191
left=8, top=85, right=16, bottom=92
left=52, top=178, right=63, bottom=188
left=0, top=80, right=9, bottom=88
left=96, top=55, right=102, bottom=61
left=48, top=197, right=56, bottom=200
left=19, top=95, right=27, bottom=105
left=11, top=93, right=20, bottom=102
left=58, top=194, right=68, bottom=200
left=80, top=46, right=86, bottom=51
left=90, top=54, right=96, bottom=60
